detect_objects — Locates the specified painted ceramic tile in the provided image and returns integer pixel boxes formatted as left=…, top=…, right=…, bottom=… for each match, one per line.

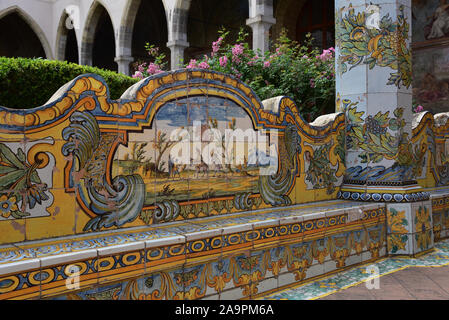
left=262, top=238, right=449, bottom=300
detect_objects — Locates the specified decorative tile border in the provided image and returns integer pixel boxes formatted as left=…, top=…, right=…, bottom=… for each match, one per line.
left=0, top=200, right=362, bottom=265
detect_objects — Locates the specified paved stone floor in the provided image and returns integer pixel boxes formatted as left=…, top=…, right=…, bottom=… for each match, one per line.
left=260, top=238, right=449, bottom=300
left=320, top=266, right=449, bottom=300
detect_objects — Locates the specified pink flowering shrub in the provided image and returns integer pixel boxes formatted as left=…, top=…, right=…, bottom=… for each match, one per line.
left=413, top=104, right=425, bottom=113
left=186, top=59, right=198, bottom=69
left=136, top=29, right=336, bottom=120
left=191, top=29, right=335, bottom=120
left=132, top=44, right=167, bottom=79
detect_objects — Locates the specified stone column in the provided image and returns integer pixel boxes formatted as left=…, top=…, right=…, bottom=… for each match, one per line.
left=167, top=40, right=189, bottom=69
left=165, top=3, right=190, bottom=70
left=246, top=0, right=276, bottom=53
left=335, top=0, right=433, bottom=255
left=114, top=56, right=134, bottom=75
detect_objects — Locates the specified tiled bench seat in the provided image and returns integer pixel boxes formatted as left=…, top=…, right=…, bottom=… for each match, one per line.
left=0, top=199, right=387, bottom=300
left=2, top=189, right=449, bottom=300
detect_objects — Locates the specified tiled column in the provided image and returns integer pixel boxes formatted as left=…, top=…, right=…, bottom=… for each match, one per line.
left=334, top=0, right=433, bottom=255
left=246, top=0, right=276, bottom=53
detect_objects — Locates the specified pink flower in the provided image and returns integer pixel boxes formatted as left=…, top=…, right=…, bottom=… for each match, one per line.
left=133, top=71, right=143, bottom=79
left=198, top=61, right=210, bottom=69
left=212, top=37, right=223, bottom=55
left=219, top=56, right=228, bottom=67
left=310, top=78, right=315, bottom=88
left=415, top=105, right=424, bottom=112
left=232, top=44, right=244, bottom=63
left=232, top=44, right=244, bottom=56
left=147, top=62, right=162, bottom=75
left=264, top=61, right=271, bottom=68
left=138, top=64, right=145, bottom=73
left=318, top=49, right=334, bottom=61
left=186, top=59, right=198, bottom=69
left=148, top=47, right=159, bottom=56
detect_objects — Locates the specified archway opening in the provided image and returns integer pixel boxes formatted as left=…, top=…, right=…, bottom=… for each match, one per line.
left=57, top=12, right=79, bottom=63
left=65, top=27, right=79, bottom=63
left=131, top=0, right=168, bottom=65
left=92, top=6, right=116, bottom=71
left=187, top=0, right=251, bottom=61
left=296, top=0, right=334, bottom=50
left=0, top=12, right=46, bottom=58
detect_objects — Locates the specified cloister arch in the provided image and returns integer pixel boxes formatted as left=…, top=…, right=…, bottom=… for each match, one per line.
left=119, top=0, right=168, bottom=74
left=0, top=6, right=53, bottom=59
left=55, top=10, right=79, bottom=63
left=81, top=1, right=117, bottom=71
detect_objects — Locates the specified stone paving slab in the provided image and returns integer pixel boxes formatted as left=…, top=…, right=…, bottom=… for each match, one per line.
left=320, top=266, right=449, bottom=300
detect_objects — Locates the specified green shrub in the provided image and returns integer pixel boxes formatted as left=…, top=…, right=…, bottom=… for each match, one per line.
left=0, top=57, right=138, bottom=109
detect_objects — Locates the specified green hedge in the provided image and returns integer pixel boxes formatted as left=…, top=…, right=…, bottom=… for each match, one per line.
left=0, top=57, right=139, bottom=109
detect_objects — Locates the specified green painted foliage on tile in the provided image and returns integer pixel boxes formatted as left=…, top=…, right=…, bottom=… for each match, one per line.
left=346, top=104, right=406, bottom=164
left=0, top=143, right=48, bottom=219
left=337, top=5, right=411, bottom=89
left=305, top=142, right=338, bottom=195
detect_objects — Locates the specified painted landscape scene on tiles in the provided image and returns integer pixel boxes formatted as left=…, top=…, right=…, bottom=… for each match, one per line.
left=114, top=96, right=276, bottom=205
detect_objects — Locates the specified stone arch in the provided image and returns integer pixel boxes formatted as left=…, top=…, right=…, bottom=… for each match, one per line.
left=119, top=0, right=168, bottom=74
left=186, top=0, right=251, bottom=61
left=55, top=10, right=80, bottom=63
left=0, top=6, right=53, bottom=59
left=81, top=1, right=117, bottom=71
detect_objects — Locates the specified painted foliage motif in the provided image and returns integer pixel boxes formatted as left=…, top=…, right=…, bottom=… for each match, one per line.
left=337, top=4, right=411, bottom=88
left=304, top=141, right=339, bottom=195
left=414, top=204, right=433, bottom=251
left=387, top=207, right=410, bottom=254
left=339, top=98, right=426, bottom=183
left=0, top=141, right=53, bottom=220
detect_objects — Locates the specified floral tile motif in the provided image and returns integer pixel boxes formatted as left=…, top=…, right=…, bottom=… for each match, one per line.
left=261, top=238, right=449, bottom=300
left=414, top=230, right=434, bottom=254
left=414, top=203, right=432, bottom=233
left=387, top=233, right=411, bottom=255
left=387, top=206, right=410, bottom=233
